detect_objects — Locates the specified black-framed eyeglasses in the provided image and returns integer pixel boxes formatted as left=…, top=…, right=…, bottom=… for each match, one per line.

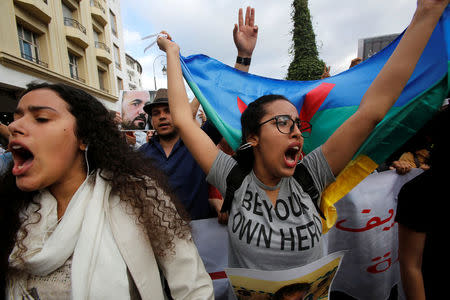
left=258, top=114, right=312, bottom=137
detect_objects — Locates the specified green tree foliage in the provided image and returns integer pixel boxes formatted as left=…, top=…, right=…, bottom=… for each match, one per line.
left=287, top=0, right=325, bottom=81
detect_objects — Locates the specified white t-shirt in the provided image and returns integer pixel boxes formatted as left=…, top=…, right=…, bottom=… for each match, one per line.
left=207, top=147, right=335, bottom=270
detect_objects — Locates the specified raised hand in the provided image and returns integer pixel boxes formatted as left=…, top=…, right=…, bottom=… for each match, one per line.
left=156, top=31, right=179, bottom=53
left=416, top=0, right=449, bottom=11
left=414, top=0, right=448, bottom=20
left=233, top=6, right=258, bottom=57
left=390, top=160, right=413, bottom=174
left=349, top=58, right=362, bottom=69
left=320, top=65, right=331, bottom=79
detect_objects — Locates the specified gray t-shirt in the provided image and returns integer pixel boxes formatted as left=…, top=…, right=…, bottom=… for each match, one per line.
left=207, top=147, right=335, bottom=270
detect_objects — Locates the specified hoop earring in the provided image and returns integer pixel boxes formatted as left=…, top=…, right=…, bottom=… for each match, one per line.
left=237, top=142, right=253, bottom=151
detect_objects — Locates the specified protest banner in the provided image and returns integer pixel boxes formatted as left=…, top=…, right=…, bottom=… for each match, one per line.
left=191, top=170, right=422, bottom=300
left=191, top=218, right=230, bottom=300
left=324, top=169, right=422, bottom=300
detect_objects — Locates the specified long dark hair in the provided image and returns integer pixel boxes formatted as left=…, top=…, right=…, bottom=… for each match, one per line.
left=234, top=94, right=292, bottom=171
left=0, top=83, right=190, bottom=278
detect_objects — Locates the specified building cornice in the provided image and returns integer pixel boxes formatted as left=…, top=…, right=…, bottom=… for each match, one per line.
left=0, top=51, right=118, bottom=103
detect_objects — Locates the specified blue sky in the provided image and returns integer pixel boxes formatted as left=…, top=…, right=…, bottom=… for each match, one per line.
left=120, top=0, right=416, bottom=91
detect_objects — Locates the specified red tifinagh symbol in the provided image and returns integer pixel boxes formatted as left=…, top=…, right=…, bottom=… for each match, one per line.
left=236, top=82, right=335, bottom=118
left=237, top=96, right=247, bottom=113
left=299, top=82, right=336, bottom=123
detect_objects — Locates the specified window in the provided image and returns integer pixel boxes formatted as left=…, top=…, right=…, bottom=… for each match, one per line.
left=62, top=2, right=72, bottom=19
left=98, top=68, right=106, bottom=91
left=117, top=77, right=123, bottom=93
left=113, top=44, right=120, bottom=69
left=17, top=24, right=41, bottom=64
left=68, top=52, right=80, bottom=80
left=93, top=30, right=99, bottom=42
left=127, top=70, right=134, bottom=81
left=110, top=10, right=117, bottom=37
left=126, top=56, right=134, bottom=67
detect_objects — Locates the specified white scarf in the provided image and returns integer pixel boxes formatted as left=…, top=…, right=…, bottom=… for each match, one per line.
left=7, top=172, right=131, bottom=300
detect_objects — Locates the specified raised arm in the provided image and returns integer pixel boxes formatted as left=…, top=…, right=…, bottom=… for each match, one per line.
left=233, top=6, right=258, bottom=72
left=322, top=0, right=448, bottom=176
left=155, top=7, right=259, bottom=173
left=190, top=97, right=201, bottom=119
left=157, top=33, right=219, bottom=174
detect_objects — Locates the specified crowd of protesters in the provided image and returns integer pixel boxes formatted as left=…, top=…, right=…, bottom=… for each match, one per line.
left=0, top=1, right=448, bottom=299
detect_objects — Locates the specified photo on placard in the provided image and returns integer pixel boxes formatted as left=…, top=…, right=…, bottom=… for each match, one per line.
left=226, top=252, right=345, bottom=300
left=118, top=90, right=156, bottom=130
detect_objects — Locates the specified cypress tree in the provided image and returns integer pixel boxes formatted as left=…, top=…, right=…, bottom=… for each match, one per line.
left=287, top=0, right=325, bottom=81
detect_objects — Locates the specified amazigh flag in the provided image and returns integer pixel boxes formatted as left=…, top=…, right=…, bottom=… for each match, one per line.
left=180, top=6, right=450, bottom=232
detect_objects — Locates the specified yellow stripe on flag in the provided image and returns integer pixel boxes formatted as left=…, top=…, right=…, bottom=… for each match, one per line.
left=320, top=155, right=378, bottom=233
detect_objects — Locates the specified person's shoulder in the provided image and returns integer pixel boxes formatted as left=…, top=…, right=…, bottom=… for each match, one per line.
left=399, top=169, right=433, bottom=198
left=139, top=138, right=157, bottom=151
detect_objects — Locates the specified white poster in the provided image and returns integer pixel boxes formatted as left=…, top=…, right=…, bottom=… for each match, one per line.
left=324, top=169, right=422, bottom=300
left=191, top=169, right=422, bottom=300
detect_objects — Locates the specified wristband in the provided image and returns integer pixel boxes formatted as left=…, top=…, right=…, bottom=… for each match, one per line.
left=236, top=56, right=251, bottom=66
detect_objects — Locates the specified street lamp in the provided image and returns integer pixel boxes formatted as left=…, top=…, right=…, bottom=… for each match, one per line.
left=153, top=54, right=167, bottom=90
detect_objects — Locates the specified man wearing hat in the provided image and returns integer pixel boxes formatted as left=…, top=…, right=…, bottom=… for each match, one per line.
left=140, top=6, right=258, bottom=219
left=141, top=89, right=222, bottom=219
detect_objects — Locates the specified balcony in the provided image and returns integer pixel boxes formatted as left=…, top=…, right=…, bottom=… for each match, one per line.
left=90, top=0, right=107, bottom=26
left=64, top=17, right=88, bottom=48
left=95, top=41, right=112, bottom=64
left=14, top=0, right=52, bottom=23
left=20, top=52, right=48, bottom=68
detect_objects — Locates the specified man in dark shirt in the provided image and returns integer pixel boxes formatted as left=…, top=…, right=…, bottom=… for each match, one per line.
left=139, top=6, right=259, bottom=219
left=140, top=89, right=222, bottom=219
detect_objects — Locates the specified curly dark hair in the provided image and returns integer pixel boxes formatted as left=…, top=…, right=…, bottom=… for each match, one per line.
left=0, top=82, right=191, bottom=278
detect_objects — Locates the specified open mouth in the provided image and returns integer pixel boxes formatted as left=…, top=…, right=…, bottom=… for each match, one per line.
left=9, top=143, right=34, bottom=176
left=158, top=122, right=170, bottom=129
left=284, top=145, right=300, bottom=168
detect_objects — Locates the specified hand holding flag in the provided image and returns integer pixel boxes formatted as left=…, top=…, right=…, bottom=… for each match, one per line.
left=179, top=2, right=449, bottom=232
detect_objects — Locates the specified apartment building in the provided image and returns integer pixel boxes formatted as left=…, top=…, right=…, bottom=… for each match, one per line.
left=357, top=33, right=399, bottom=61
left=0, top=0, right=130, bottom=114
left=125, top=53, right=142, bottom=90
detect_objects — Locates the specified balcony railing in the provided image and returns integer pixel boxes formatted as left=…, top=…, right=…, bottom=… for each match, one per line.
left=90, top=0, right=105, bottom=14
left=21, top=52, right=48, bottom=68
left=94, top=41, right=110, bottom=53
left=64, top=17, right=86, bottom=35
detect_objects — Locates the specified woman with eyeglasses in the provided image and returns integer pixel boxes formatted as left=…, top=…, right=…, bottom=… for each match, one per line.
left=156, top=0, right=448, bottom=272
